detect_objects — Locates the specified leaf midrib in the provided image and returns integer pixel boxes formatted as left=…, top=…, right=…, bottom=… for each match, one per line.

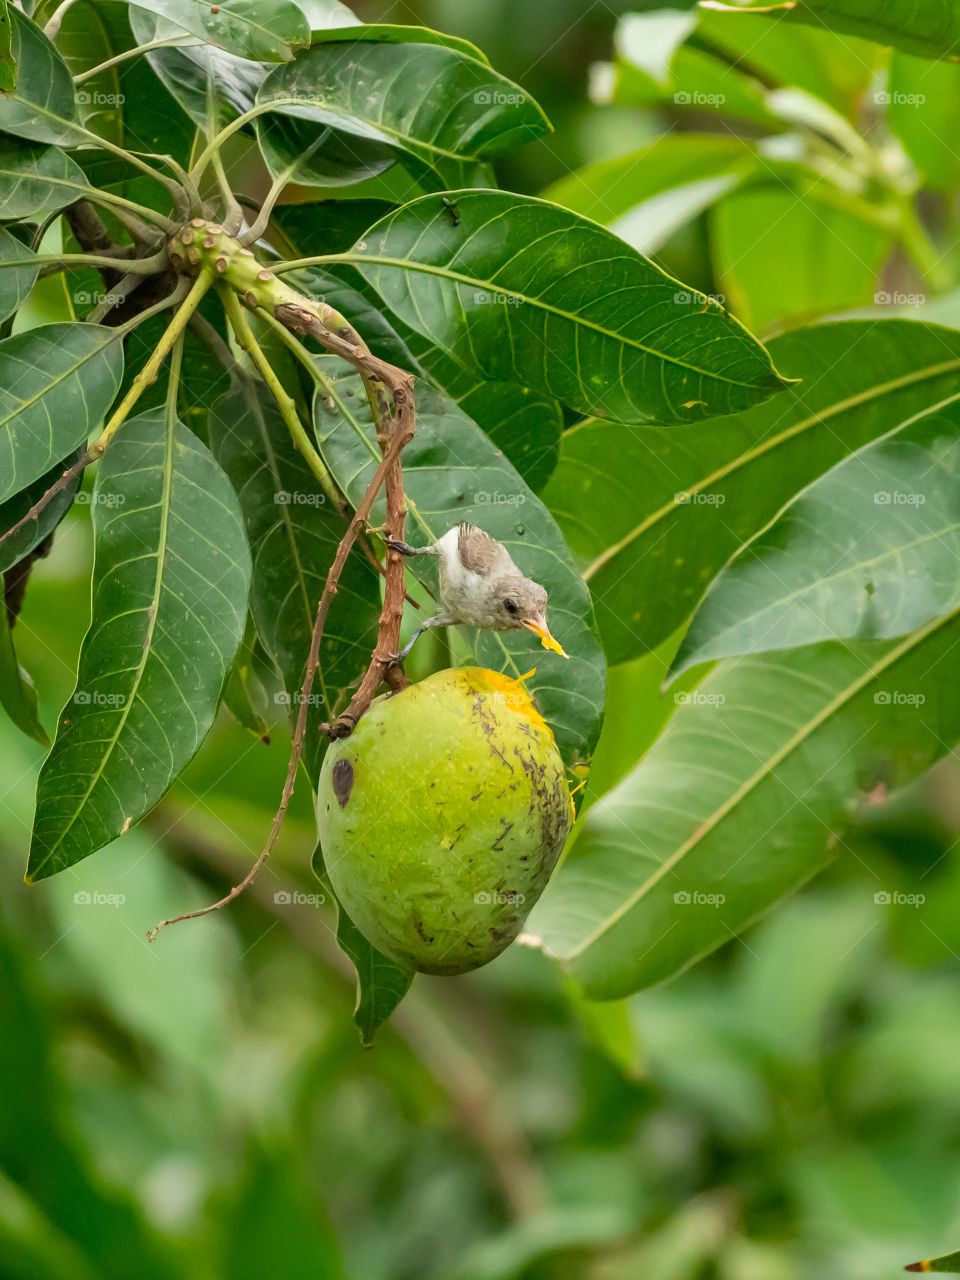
left=33, top=420, right=174, bottom=872
left=569, top=606, right=960, bottom=957
left=337, top=251, right=778, bottom=390
left=583, top=356, right=960, bottom=580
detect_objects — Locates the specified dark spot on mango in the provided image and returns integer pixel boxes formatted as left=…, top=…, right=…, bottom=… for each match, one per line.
left=332, top=757, right=354, bottom=808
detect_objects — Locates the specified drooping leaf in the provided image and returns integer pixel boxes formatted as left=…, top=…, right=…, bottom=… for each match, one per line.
left=207, top=379, right=379, bottom=783
left=616, top=9, right=697, bottom=84
left=702, top=0, right=960, bottom=61
left=529, top=615, right=960, bottom=998
left=339, top=190, right=791, bottom=424
left=222, top=615, right=270, bottom=740
left=0, top=140, right=88, bottom=221
left=0, top=324, right=124, bottom=505
left=0, top=227, right=38, bottom=322
left=0, top=7, right=80, bottom=145
left=142, top=0, right=309, bottom=62
left=673, top=402, right=960, bottom=672
left=543, top=319, right=960, bottom=664
left=255, top=41, right=550, bottom=189
left=28, top=409, right=251, bottom=881
left=712, top=182, right=892, bottom=330
left=312, top=357, right=606, bottom=772
left=543, top=134, right=756, bottom=254
left=0, top=0, right=16, bottom=92
left=298, top=0, right=489, bottom=62
left=273, top=208, right=564, bottom=489
left=128, top=7, right=264, bottom=130
left=0, top=602, right=48, bottom=746
left=0, top=450, right=83, bottom=577
left=312, top=845, right=414, bottom=1047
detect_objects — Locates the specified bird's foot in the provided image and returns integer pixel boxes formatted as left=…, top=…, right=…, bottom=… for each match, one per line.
left=385, top=537, right=419, bottom=557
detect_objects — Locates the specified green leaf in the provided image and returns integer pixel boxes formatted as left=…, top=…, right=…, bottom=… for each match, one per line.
left=712, top=183, right=892, bottom=330
left=0, top=138, right=105, bottom=221
left=546, top=319, right=960, bottom=663
left=906, top=1248, right=960, bottom=1272
left=0, top=7, right=79, bottom=145
left=0, top=603, right=48, bottom=746
left=0, top=0, right=16, bottom=93
left=889, top=51, right=960, bottom=188
left=673, top=403, right=960, bottom=672
left=0, top=324, right=124, bottom=505
left=298, top=0, right=489, bottom=62
left=222, top=614, right=270, bottom=739
left=144, top=0, right=309, bottom=62
left=343, top=189, right=790, bottom=424
left=28, top=408, right=251, bottom=881
left=529, top=616, right=960, bottom=997
left=207, top=379, right=379, bottom=783
left=312, top=845, right=414, bottom=1047
left=312, top=357, right=606, bottom=771
left=256, top=41, right=550, bottom=189
left=0, top=227, right=38, bottom=322
left=0, top=451, right=83, bottom=577
left=702, top=0, right=960, bottom=60
left=543, top=134, right=756, bottom=254
left=128, top=8, right=264, bottom=130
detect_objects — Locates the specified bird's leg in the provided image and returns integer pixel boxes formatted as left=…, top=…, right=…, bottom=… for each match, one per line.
left=390, top=613, right=450, bottom=664
left=385, top=537, right=438, bottom=558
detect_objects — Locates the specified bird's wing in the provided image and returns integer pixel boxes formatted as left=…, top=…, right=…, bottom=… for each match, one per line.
left=457, top=523, right=513, bottom=577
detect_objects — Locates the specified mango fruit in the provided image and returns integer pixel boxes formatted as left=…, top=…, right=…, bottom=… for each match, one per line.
left=317, top=667, right=571, bottom=975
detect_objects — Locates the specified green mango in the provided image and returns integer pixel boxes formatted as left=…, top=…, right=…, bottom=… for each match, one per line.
left=317, top=667, right=572, bottom=975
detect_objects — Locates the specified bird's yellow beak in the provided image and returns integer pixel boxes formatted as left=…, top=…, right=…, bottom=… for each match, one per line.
left=521, top=616, right=569, bottom=658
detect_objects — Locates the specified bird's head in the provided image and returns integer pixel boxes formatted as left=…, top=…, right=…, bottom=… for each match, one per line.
left=494, top=576, right=568, bottom=658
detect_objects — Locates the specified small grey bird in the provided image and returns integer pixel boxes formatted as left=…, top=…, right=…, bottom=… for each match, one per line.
left=386, top=522, right=568, bottom=664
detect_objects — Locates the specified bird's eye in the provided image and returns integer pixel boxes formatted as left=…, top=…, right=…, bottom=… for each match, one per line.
left=504, top=599, right=518, bottom=615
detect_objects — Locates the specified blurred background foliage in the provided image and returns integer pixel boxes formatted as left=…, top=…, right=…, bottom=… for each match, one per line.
left=4, top=0, right=960, bottom=1277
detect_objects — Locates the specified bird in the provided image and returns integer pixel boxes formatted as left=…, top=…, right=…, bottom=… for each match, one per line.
left=385, top=522, right=569, bottom=664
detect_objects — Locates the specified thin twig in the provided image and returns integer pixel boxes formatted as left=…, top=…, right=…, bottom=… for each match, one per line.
left=147, top=416, right=411, bottom=942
